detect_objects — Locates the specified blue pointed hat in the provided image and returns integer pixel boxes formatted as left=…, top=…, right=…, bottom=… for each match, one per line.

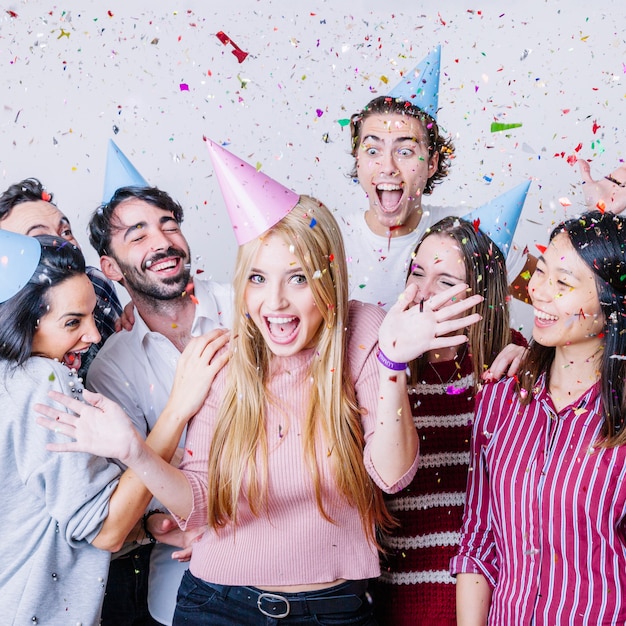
left=0, top=230, right=42, bottom=303
left=102, top=139, right=149, bottom=204
left=463, top=180, right=531, bottom=258
left=387, top=45, right=441, bottom=119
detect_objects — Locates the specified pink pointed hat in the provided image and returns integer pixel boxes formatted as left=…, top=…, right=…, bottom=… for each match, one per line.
left=387, top=45, right=441, bottom=119
left=463, top=180, right=531, bottom=258
left=0, top=230, right=42, bottom=303
left=205, top=139, right=299, bottom=245
left=102, top=139, right=149, bottom=204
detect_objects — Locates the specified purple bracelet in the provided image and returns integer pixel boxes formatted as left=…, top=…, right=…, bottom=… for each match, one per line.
left=376, top=348, right=408, bottom=371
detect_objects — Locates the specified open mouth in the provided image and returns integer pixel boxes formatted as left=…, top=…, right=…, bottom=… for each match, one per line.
left=375, top=182, right=404, bottom=213
left=145, top=257, right=182, bottom=274
left=62, top=348, right=89, bottom=371
left=534, top=308, right=558, bottom=326
left=265, top=315, right=300, bottom=344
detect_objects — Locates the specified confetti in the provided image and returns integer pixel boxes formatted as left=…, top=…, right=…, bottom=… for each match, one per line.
left=215, top=31, right=248, bottom=63
left=490, top=122, right=523, bottom=133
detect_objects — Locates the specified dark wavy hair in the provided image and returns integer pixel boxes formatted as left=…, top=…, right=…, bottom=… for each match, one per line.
left=348, top=95, right=455, bottom=195
left=0, top=178, right=55, bottom=220
left=89, top=186, right=185, bottom=257
left=406, top=216, right=511, bottom=386
left=0, top=235, right=86, bottom=366
left=518, top=211, right=626, bottom=447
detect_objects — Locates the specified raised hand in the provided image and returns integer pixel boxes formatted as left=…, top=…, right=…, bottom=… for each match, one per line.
left=579, top=160, right=626, bottom=215
left=167, top=328, right=231, bottom=420
left=35, top=388, right=140, bottom=464
left=379, top=282, right=483, bottom=364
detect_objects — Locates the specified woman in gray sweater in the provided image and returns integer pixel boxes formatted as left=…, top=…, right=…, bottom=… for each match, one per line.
left=0, top=232, right=224, bottom=625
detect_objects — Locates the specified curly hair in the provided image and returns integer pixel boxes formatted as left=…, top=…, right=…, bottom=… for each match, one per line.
left=348, top=96, right=455, bottom=195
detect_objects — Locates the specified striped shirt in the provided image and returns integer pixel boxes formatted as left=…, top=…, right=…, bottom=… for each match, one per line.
left=451, top=374, right=626, bottom=625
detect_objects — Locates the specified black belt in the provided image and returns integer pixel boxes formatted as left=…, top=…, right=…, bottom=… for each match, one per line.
left=206, top=580, right=366, bottom=619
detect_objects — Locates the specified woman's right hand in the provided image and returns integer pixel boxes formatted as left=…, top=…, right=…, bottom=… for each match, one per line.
left=166, top=328, right=231, bottom=421
left=35, top=388, right=141, bottom=465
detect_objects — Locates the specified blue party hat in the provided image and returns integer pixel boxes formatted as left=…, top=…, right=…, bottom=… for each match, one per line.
left=463, top=180, right=532, bottom=258
left=102, top=140, right=149, bottom=203
left=0, top=230, right=41, bottom=303
left=387, top=46, right=441, bottom=119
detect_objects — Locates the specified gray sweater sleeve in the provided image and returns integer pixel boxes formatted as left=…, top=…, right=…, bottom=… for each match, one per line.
left=5, top=357, right=121, bottom=546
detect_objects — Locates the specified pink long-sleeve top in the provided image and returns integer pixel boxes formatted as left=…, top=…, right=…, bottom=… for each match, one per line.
left=451, top=374, right=626, bottom=625
left=175, top=300, right=419, bottom=586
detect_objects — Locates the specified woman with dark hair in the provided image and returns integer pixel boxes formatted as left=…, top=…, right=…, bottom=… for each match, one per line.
left=0, top=233, right=226, bottom=625
left=374, top=217, right=526, bottom=625
left=452, top=211, right=626, bottom=625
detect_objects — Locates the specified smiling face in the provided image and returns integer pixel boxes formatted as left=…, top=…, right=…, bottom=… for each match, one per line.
left=356, top=112, right=438, bottom=237
left=528, top=232, right=604, bottom=351
left=0, top=200, right=80, bottom=247
left=244, top=232, right=324, bottom=358
left=102, top=198, right=191, bottom=300
left=31, top=274, right=100, bottom=370
left=406, top=232, right=467, bottom=304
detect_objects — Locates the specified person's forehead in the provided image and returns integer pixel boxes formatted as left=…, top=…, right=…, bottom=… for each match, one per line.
left=0, top=200, right=68, bottom=232
left=361, top=112, right=427, bottom=139
left=112, top=198, right=174, bottom=225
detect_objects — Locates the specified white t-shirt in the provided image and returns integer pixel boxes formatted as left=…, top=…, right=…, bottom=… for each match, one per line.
left=87, top=277, right=233, bottom=625
left=339, top=206, right=526, bottom=311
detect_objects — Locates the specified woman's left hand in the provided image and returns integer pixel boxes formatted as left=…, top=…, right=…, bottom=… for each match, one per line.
left=379, top=282, right=483, bottom=363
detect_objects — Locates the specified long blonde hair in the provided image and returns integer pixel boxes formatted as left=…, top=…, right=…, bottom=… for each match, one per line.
left=206, top=196, right=393, bottom=542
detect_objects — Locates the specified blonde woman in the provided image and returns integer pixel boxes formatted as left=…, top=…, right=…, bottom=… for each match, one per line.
left=37, top=195, right=482, bottom=625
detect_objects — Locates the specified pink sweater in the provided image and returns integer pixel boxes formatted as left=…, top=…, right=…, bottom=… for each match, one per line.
left=176, top=300, right=418, bottom=586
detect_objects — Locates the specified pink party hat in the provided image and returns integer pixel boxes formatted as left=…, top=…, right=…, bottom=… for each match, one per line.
left=102, top=140, right=149, bottom=204
left=0, top=230, right=41, bottom=303
left=388, top=46, right=441, bottom=119
left=205, top=139, right=299, bottom=245
left=463, top=180, right=531, bottom=258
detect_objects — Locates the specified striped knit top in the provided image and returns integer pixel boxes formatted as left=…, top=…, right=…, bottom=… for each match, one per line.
left=451, top=374, right=626, bottom=625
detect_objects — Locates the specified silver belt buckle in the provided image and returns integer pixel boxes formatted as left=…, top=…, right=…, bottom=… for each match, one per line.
left=257, top=592, right=290, bottom=618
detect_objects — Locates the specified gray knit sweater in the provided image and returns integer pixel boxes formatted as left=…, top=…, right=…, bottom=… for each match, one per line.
left=0, top=357, right=120, bottom=625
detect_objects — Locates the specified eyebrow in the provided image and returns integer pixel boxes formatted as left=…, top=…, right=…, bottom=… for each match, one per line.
left=56, top=311, right=88, bottom=322
left=362, top=134, right=422, bottom=144
left=411, top=264, right=464, bottom=281
left=25, top=216, right=72, bottom=237
left=121, top=214, right=178, bottom=241
left=536, top=255, right=578, bottom=278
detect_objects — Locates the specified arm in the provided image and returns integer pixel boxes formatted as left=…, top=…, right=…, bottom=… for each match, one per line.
left=370, top=282, right=483, bottom=487
left=456, top=573, right=492, bottom=626
left=36, top=329, right=229, bottom=551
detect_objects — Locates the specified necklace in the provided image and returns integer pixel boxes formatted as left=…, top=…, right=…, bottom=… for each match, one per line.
left=427, top=345, right=468, bottom=396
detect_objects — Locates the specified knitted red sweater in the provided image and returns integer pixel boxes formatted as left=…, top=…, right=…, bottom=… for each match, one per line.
left=373, top=330, right=526, bottom=625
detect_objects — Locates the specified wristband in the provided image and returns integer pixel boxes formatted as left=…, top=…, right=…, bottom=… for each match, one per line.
left=142, top=509, right=164, bottom=544
left=376, top=348, right=408, bottom=371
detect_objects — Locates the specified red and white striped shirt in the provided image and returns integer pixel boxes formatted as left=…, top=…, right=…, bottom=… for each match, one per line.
left=451, top=374, right=626, bottom=625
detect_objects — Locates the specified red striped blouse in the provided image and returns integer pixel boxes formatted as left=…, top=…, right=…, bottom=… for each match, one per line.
left=451, top=374, right=626, bottom=625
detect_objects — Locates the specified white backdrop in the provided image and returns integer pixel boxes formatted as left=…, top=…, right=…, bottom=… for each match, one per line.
left=1, top=0, right=624, bottom=333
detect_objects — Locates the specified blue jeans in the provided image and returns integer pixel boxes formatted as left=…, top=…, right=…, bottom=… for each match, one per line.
left=173, top=570, right=378, bottom=625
